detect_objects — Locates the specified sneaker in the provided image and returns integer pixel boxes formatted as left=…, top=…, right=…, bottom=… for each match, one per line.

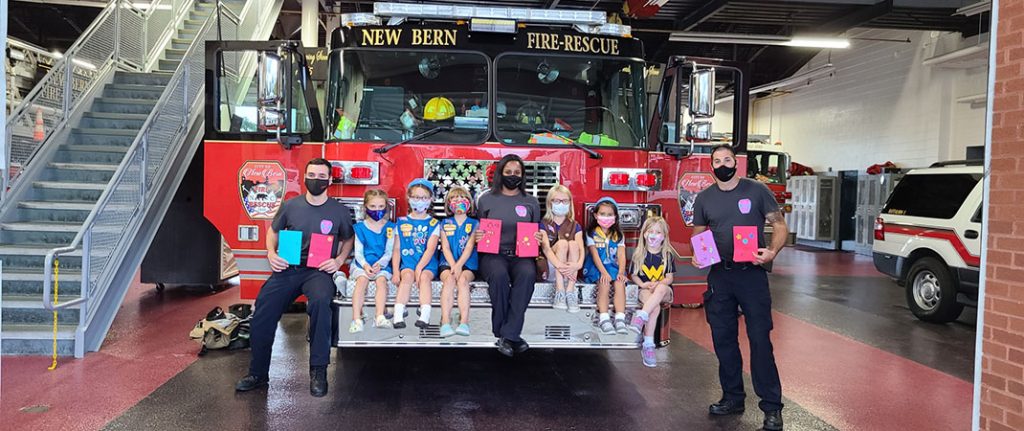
left=415, top=319, right=430, bottom=329
left=628, top=315, right=645, bottom=335
left=641, top=343, right=657, bottom=367
left=348, top=319, right=364, bottom=334
left=455, top=323, right=471, bottom=336
left=393, top=319, right=406, bottom=329
left=552, top=290, right=567, bottom=310
left=614, top=318, right=628, bottom=334
left=566, top=290, right=580, bottom=313
left=599, top=319, right=615, bottom=334
left=375, top=315, right=392, bottom=329
left=439, top=324, right=455, bottom=337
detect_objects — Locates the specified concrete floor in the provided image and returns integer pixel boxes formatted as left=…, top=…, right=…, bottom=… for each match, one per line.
left=2, top=248, right=977, bottom=430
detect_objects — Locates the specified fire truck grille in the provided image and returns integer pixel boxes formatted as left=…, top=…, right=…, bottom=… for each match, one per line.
left=423, top=159, right=561, bottom=217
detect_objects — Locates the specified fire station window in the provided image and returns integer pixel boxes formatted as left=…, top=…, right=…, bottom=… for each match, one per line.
left=327, top=50, right=489, bottom=144
left=494, top=55, right=645, bottom=148
left=213, top=49, right=313, bottom=134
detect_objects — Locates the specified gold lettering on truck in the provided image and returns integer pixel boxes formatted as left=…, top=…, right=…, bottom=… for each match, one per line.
left=361, top=29, right=403, bottom=46
left=526, top=32, right=621, bottom=55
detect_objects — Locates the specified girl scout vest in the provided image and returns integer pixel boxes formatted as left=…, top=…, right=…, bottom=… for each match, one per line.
left=441, top=217, right=479, bottom=271
left=398, top=216, right=439, bottom=272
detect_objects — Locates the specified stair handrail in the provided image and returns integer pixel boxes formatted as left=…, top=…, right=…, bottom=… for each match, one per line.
left=2, top=0, right=198, bottom=203
left=40, top=0, right=279, bottom=358
left=40, top=3, right=225, bottom=314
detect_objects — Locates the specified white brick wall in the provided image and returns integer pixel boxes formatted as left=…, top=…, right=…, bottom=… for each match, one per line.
left=748, top=28, right=988, bottom=172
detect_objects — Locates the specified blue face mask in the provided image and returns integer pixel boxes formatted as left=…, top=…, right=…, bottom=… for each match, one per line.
left=551, top=202, right=570, bottom=217
left=366, top=209, right=387, bottom=221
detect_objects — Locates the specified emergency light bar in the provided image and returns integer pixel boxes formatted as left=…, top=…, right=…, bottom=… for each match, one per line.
left=373, top=2, right=607, bottom=26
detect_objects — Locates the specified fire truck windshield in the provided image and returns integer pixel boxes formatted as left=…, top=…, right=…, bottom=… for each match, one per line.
left=494, top=55, right=645, bottom=148
left=327, top=49, right=490, bottom=144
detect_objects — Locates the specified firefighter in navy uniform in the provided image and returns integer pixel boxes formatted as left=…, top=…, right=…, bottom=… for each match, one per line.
left=691, top=145, right=789, bottom=431
left=235, top=158, right=354, bottom=398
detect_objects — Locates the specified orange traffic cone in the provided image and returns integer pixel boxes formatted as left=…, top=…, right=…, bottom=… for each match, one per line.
left=33, top=108, right=45, bottom=142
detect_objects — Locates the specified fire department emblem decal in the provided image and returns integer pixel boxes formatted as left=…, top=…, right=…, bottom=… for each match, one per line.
left=239, top=161, right=286, bottom=220
left=678, top=173, right=716, bottom=226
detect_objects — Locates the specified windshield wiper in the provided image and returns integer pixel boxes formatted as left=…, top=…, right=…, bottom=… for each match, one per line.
left=374, top=126, right=453, bottom=154
left=535, top=129, right=602, bottom=160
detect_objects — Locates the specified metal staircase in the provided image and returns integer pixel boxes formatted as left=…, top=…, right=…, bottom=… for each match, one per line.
left=1, top=0, right=282, bottom=357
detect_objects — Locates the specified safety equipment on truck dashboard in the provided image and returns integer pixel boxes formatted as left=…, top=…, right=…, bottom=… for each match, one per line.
left=424, top=97, right=456, bottom=121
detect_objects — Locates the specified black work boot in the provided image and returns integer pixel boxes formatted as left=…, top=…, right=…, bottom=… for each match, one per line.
left=763, top=410, right=783, bottom=431
left=496, top=338, right=514, bottom=357
left=708, top=399, right=745, bottom=415
left=310, top=366, right=328, bottom=397
left=235, top=375, right=269, bottom=392
left=513, top=339, right=530, bottom=354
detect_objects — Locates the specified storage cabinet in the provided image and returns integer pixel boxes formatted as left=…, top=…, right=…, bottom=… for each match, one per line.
left=853, top=173, right=902, bottom=255
left=787, top=175, right=838, bottom=241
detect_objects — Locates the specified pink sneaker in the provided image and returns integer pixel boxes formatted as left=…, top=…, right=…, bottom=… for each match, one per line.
left=642, top=344, right=657, bottom=367
left=628, top=316, right=645, bottom=335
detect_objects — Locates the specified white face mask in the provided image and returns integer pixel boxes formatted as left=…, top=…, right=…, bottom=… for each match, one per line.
left=551, top=202, right=570, bottom=216
left=646, top=233, right=664, bottom=247
left=409, top=198, right=431, bottom=213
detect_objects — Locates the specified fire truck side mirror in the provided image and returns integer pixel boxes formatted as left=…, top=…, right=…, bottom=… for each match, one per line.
left=689, top=68, right=716, bottom=118
left=258, top=51, right=284, bottom=105
left=685, top=121, right=712, bottom=142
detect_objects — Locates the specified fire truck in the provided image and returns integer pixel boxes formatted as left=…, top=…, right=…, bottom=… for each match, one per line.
left=201, top=2, right=751, bottom=349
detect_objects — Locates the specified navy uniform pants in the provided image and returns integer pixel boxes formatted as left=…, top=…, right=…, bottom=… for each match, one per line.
left=248, top=267, right=334, bottom=379
left=480, top=252, right=536, bottom=343
left=704, top=263, right=784, bottom=413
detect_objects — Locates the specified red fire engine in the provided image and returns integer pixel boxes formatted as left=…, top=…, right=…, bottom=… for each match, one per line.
left=201, top=3, right=751, bottom=348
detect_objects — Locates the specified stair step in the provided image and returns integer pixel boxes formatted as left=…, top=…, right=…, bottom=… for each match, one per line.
left=48, top=162, right=119, bottom=172
left=54, top=147, right=128, bottom=165
left=3, top=269, right=83, bottom=296
left=91, top=97, right=159, bottom=115
left=1, top=222, right=82, bottom=233
left=15, top=199, right=94, bottom=223
left=113, top=71, right=172, bottom=86
left=19, top=200, right=96, bottom=211
left=32, top=181, right=108, bottom=191
left=171, top=38, right=192, bottom=50
left=70, top=129, right=138, bottom=147
left=181, top=20, right=203, bottom=30
left=2, top=324, right=76, bottom=340
left=102, top=83, right=165, bottom=100
left=159, top=59, right=180, bottom=71
left=4, top=294, right=83, bottom=309
left=61, top=144, right=130, bottom=153
left=165, top=48, right=187, bottom=60
left=80, top=112, right=149, bottom=130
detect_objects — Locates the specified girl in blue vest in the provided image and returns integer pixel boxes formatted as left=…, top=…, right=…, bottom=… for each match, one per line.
left=437, top=186, right=479, bottom=337
left=583, top=197, right=628, bottom=335
left=392, top=178, right=441, bottom=329
left=349, top=189, right=397, bottom=332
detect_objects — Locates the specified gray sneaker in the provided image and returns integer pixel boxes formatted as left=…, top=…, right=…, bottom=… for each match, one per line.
left=599, top=319, right=616, bottom=334
left=552, top=290, right=568, bottom=310
left=566, top=290, right=580, bottom=313
left=614, top=318, right=628, bottom=334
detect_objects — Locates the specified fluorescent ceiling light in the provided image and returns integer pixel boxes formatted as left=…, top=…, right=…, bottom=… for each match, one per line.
left=131, top=3, right=172, bottom=10
left=782, top=38, right=850, bottom=49
left=670, top=32, right=850, bottom=49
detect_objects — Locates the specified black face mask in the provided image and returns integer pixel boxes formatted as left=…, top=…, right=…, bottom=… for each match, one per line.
left=713, top=165, right=737, bottom=183
left=305, top=178, right=329, bottom=196
left=502, top=175, right=523, bottom=190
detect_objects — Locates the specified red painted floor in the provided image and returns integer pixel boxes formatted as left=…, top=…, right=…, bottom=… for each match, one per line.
left=1, top=273, right=232, bottom=430
left=673, top=310, right=973, bottom=431
left=0, top=249, right=975, bottom=430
